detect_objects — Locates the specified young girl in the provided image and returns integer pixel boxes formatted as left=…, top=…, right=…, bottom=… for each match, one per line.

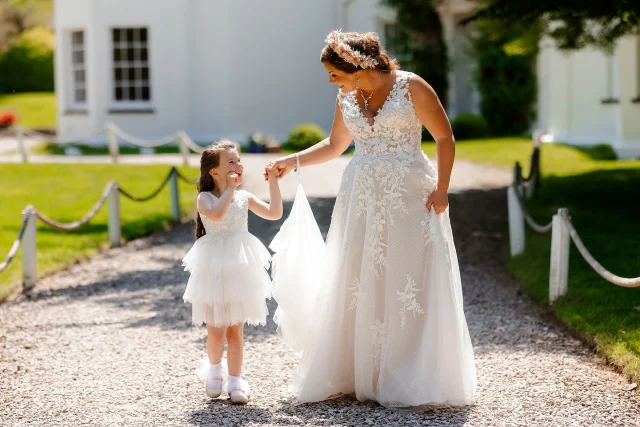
left=182, top=141, right=283, bottom=404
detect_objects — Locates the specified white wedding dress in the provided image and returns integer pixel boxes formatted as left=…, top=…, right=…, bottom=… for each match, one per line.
left=272, top=71, right=477, bottom=408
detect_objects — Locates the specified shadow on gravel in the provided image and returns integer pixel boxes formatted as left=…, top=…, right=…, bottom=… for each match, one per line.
left=186, top=394, right=472, bottom=426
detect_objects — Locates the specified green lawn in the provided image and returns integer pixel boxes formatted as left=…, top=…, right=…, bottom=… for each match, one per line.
left=0, top=164, right=199, bottom=301
left=0, top=92, right=57, bottom=129
left=30, top=142, right=184, bottom=156
left=446, top=138, right=640, bottom=382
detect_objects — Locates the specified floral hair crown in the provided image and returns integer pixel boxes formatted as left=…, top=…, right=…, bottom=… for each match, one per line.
left=325, top=30, right=379, bottom=69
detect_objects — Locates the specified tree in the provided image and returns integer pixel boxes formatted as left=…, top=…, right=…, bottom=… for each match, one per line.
left=466, top=0, right=640, bottom=52
left=381, top=0, right=449, bottom=109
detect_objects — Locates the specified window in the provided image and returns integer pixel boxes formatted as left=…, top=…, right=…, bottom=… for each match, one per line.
left=70, top=30, right=87, bottom=109
left=112, top=28, right=151, bottom=107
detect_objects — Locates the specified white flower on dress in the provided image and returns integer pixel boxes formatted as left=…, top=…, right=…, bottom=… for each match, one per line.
left=421, top=214, right=436, bottom=246
left=347, top=277, right=360, bottom=311
left=397, top=274, right=425, bottom=329
left=370, top=318, right=386, bottom=368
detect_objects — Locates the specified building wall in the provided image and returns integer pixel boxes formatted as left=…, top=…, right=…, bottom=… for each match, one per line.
left=55, top=0, right=385, bottom=144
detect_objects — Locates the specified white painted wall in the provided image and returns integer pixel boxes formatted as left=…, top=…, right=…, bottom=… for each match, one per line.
left=55, top=0, right=389, bottom=145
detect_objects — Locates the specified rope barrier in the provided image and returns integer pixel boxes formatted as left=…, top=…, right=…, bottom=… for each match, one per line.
left=107, top=124, right=181, bottom=148
left=19, top=127, right=107, bottom=145
left=174, top=168, right=199, bottom=185
left=177, top=131, right=206, bottom=153
left=560, top=210, right=640, bottom=288
left=513, top=186, right=553, bottom=234
left=0, top=208, right=32, bottom=273
left=35, top=182, right=116, bottom=231
left=118, top=168, right=176, bottom=202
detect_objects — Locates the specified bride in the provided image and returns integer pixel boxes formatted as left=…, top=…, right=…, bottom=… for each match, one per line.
left=266, top=30, right=477, bottom=408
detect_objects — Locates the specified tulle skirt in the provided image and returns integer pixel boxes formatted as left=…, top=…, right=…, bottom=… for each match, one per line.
left=182, top=231, right=272, bottom=327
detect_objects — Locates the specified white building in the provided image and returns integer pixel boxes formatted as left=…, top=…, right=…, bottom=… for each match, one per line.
left=54, top=0, right=639, bottom=158
left=537, top=36, right=640, bottom=158
left=53, top=0, right=394, bottom=145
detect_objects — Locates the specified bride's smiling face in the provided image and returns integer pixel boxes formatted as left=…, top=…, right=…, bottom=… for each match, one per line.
left=324, top=63, right=357, bottom=92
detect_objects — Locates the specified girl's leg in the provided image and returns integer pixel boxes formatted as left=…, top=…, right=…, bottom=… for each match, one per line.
left=226, top=324, right=244, bottom=376
left=206, top=325, right=226, bottom=365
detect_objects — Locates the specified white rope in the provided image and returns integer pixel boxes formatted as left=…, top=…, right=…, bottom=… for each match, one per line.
left=178, top=131, right=205, bottom=153
left=560, top=210, right=640, bottom=288
left=514, top=184, right=553, bottom=234
left=18, top=127, right=106, bottom=144
left=107, top=123, right=181, bottom=148
left=0, top=208, right=32, bottom=273
left=35, top=182, right=115, bottom=231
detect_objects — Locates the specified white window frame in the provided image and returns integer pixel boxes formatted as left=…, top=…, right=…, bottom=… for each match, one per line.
left=602, top=51, right=620, bottom=104
left=68, top=29, right=88, bottom=112
left=110, top=27, right=152, bottom=111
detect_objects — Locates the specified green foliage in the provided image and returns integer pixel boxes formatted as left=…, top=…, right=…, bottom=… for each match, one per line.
left=467, top=0, right=640, bottom=53
left=577, top=143, right=618, bottom=161
left=381, top=0, right=448, bottom=108
left=284, top=123, right=326, bottom=151
left=0, top=26, right=54, bottom=93
left=451, top=113, right=490, bottom=140
left=471, top=20, right=538, bottom=136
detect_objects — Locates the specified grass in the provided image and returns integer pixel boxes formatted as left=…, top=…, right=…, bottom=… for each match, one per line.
left=451, top=138, right=640, bottom=382
left=0, top=92, right=57, bottom=129
left=30, top=142, right=183, bottom=156
left=0, top=164, right=199, bottom=301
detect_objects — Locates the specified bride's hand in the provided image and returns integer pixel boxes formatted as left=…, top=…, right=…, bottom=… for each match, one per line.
left=426, top=187, right=448, bottom=214
left=265, top=156, right=297, bottom=180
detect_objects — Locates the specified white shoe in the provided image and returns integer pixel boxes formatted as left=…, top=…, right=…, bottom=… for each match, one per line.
left=227, top=376, right=249, bottom=405
left=205, top=364, right=226, bottom=398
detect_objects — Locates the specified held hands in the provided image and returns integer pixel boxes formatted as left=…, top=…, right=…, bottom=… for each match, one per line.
left=264, top=156, right=296, bottom=181
left=263, top=162, right=280, bottom=181
left=426, top=187, right=448, bottom=214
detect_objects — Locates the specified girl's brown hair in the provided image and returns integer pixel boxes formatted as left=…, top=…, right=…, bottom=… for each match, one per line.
left=195, top=141, right=238, bottom=239
left=320, top=31, right=399, bottom=73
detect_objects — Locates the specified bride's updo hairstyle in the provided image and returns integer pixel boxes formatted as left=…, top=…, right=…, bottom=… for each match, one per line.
left=321, top=31, right=399, bottom=74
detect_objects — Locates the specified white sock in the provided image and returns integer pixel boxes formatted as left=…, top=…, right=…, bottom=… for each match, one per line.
left=209, top=362, right=223, bottom=378
left=227, top=375, right=241, bottom=388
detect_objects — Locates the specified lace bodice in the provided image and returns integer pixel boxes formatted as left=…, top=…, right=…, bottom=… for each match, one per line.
left=198, top=190, right=249, bottom=236
left=338, top=72, right=422, bottom=158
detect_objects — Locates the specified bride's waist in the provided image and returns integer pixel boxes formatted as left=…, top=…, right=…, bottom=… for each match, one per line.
left=351, top=149, right=426, bottom=163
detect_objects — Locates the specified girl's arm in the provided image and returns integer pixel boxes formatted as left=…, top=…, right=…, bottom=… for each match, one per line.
left=248, top=168, right=283, bottom=220
left=408, top=74, right=455, bottom=214
left=197, top=173, right=240, bottom=221
left=267, top=98, right=352, bottom=179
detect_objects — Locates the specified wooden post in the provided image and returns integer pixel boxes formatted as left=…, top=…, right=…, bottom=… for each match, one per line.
left=549, top=209, right=570, bottom=303
left=179, top=133, right=190, bottom=166
left=507, top=186, right=525, bottom=256
left=22, top=207, right=37, bottom=292
left=106, top=125, right=119, bottom=164
left=17, top=128, right=28, bottom=163
left=108, top=183, right=121, bottom=247
left=169, top=169, right=180, bottom=222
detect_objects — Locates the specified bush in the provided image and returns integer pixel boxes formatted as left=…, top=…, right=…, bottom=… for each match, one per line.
left=284, top=123, right=326, bottom=151
left=0, top=26, right=55, bottom=94
left=451, top=114, right=490, bottom=140
left=582, top=144, right=618, bottom=161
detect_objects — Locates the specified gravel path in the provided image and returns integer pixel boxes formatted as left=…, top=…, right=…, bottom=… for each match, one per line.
left=1, top=161, right=638, bottom=426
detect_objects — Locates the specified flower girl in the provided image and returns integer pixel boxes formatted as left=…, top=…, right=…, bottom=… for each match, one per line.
left=183, top=141, right=283, bottom=404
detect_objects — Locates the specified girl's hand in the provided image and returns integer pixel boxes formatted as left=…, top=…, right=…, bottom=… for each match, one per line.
left=266, top=156, right=297, bottom=180
left=226, top=172, right=241, bottom=188
left=265, top=162, right=279, bottom=181
left=426, top=187, right=448, bottom=214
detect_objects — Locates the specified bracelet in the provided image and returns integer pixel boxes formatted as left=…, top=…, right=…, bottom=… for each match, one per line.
left=294, top=153, right=300, bottom=172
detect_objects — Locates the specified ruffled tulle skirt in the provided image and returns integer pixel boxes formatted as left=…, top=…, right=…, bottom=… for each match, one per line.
left=182, top=231, right=272, bottom=327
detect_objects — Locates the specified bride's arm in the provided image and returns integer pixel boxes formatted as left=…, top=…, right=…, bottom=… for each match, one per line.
left=267, top=98, right=352, bottom=179
left=409, top=74, right=455, bottom=213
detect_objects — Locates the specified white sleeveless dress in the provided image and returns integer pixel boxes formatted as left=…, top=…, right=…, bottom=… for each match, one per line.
left=182, top=190, right=272, bottom=327
left=288, top=72, right=477, bottom=407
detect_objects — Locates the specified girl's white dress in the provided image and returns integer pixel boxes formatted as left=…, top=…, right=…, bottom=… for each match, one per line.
left=271, top=72, right=477, bottom=408
left=182, top=190, right=272, bottom=327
